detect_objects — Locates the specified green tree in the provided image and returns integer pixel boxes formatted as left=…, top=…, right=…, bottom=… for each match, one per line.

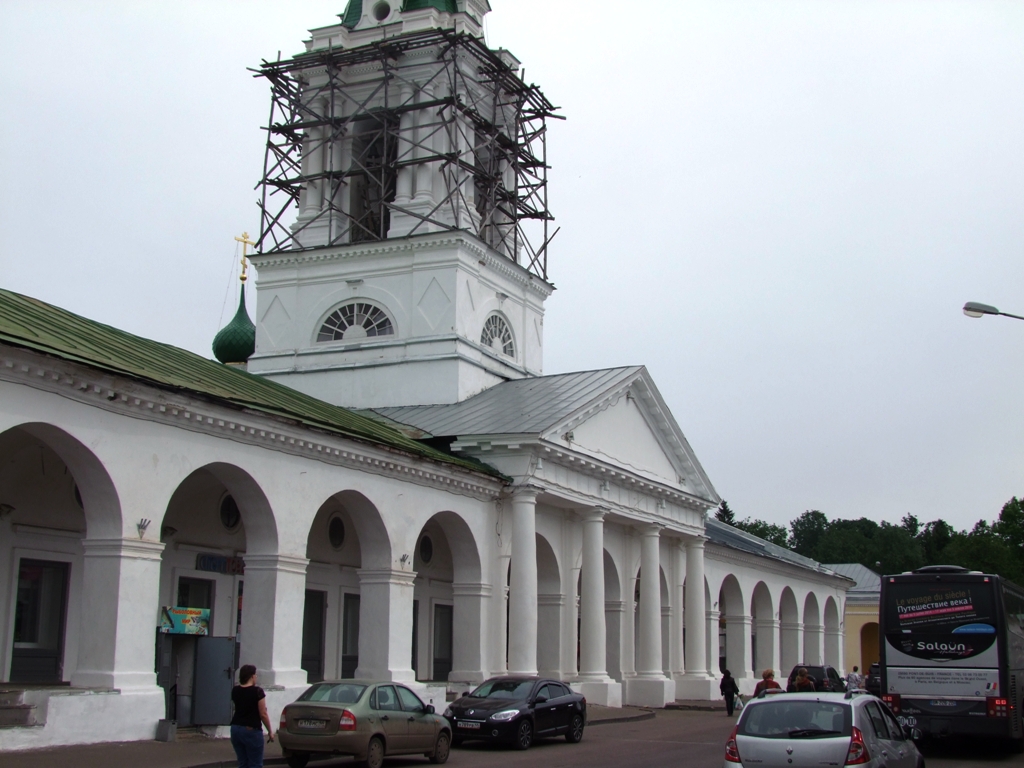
left=716, top=500, right=736, bottom=525
left=994, top=496, right=1024, bottom=559
left=901, top=514, right=920, bottom=537
left=942, top=528, right=1024, bottom=585
left=917, top=519, right=954, bottom=563
left=789, top=510, right=829, bottom=557
left=735, top=518, right=789, bottom=548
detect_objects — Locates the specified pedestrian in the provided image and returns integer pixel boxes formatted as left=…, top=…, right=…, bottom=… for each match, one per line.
left=846, top=665, right=863, bottom=691
left=720, top=669, right=740, bottom=715
left=790, top=667, right=816, bottom=692
left=230, top=664, right=274, bottom=768
left=753, top=668, right=782, bottom=697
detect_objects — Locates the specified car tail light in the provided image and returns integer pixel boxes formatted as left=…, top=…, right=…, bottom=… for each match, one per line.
left=725, top=726, right=741, bottom=763
left=987, top=698, right=1008, bottom=717
left=845, top=726, right=870, bottom=765
left=339, top=709, right=357, bottom=731
left=882, top=694, right=901, bottom=714
left=280, top=712, right=288, bottom=731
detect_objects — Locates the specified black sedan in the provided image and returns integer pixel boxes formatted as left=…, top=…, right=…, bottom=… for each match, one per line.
left=443, top=676, right=586, bottom=750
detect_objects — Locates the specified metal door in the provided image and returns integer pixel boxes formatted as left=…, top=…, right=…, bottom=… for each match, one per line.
left=10, top=559, right=69, bottom=683
left=301, top=590, right=326, bottom=683
left=193, top=636, right=235, bottom=725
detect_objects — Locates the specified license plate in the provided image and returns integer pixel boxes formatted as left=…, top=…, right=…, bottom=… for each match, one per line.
left=296, top=719, right=327, bottom=729
left=457, top=721, right=481, bottom=729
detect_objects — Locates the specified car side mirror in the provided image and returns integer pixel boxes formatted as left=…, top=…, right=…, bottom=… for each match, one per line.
left=534, top=694, right=548, bottom=704
left=425, top=704, right=435, bottom=715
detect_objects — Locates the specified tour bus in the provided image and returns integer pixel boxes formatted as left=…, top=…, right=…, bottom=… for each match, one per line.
left=879, top=565, right=1024, bottom=748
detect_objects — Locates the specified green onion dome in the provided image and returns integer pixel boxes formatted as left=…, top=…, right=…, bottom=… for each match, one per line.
left=212, top=285, right=256, bottom=365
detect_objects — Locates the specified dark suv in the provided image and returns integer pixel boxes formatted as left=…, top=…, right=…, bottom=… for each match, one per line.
left=785, top=664, right=847, bottom=693
left=864, top=662, right=881, bottom=695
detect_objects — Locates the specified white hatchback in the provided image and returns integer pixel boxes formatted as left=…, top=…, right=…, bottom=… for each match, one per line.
left=724, top=691, right=924, bottom=768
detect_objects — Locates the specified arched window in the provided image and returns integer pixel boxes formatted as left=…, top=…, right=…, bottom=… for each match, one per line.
left=480, top=314, right=514, bottom=358
left=318, top=302, right=394, bottom=342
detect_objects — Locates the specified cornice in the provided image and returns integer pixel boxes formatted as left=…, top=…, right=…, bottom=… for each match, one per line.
left=0, top=346, right=504, bottom=502
left=250, top=233, right=553, bottom=298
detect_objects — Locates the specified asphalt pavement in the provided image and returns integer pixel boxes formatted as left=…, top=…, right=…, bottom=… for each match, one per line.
left=3, top=708, right=1022, bottom=768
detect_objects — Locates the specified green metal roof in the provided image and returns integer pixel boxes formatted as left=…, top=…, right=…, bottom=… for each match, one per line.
left=0, top=288, right=501, bottom=479
left=403, top=0, right=458, bottom=12
left=341, top=0, right=362, bottom=28
left=212, top=285, right=256, bottom=364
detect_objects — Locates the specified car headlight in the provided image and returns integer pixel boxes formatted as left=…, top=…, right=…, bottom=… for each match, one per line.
left=443, top=707, right=453, bottom=718
left=490, top=709, right=519, bottom=722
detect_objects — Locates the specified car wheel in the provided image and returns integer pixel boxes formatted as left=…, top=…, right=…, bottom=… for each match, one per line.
left=430, top=731, right=451, bottom=764
left=286, top=754, right=310, bottom=768
left=565, top=713, right=584, bottom=743
left=513, top=718, right=533, bottom=750
left=366, top=735, right=385, bottom=768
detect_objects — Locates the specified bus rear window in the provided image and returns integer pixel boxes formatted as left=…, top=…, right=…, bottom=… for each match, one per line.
left=885, top=582, right=995, bottom=633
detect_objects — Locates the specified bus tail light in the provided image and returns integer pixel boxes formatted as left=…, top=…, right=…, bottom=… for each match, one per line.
left=882, top=694, right=901, bottom=714
left=987, top=698, right=1008, bottom=717
left=725, top=726, right=741, bottom=763
left=845, top=726, right=870, bottom=765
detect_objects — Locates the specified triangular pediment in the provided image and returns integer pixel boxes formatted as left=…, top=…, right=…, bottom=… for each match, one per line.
left=537, top=368, right=718, bottom=502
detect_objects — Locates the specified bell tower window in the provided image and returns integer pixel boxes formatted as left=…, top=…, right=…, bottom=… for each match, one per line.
left=318, top=302, right=395, bottom=342
left=481, top=314, right=515, bottom=358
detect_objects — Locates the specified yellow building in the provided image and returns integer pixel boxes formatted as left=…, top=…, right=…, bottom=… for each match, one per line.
left=825, top=563, right=880, bottom=674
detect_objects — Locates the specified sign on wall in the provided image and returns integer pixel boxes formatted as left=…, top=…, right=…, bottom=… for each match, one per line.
left=160, top=606, right=211, bottom=635
left=195, top=553, right=245, bottom=575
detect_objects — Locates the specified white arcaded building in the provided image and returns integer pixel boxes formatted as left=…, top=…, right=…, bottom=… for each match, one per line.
left=0, top=0, right=851, bottom=750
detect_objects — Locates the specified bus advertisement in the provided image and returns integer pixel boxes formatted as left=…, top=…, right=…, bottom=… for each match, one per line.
left=879, top=566, right=1024, bottom=749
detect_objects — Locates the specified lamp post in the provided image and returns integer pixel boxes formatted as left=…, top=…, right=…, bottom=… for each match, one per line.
left=962, top=302, right=1024, bottom=322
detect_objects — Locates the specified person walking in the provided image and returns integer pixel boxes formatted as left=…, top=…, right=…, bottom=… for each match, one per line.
left=230, top=664, right=274, bottom=768
left=846, top=665, right=863, bottom=691
left=753, top=668, right=782, bottom=697
left=720, top=669, right=740, bottom=716
left=790, top=667, right=816, bottom=692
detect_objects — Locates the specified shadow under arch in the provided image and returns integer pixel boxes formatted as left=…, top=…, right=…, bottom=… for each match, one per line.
left=536, top=533, right=561, bottom=676
left=751, top=581, right=774, bottom=674
left=779, top=586, right=800, bottom=674
left=604, top=549, right=622, bottom=679
left=199, top=462, right=278, bottom=555
left=12, top=422, right=122, bottom=538
left=823, top=595, right=841, bottom=668
left=803, top=592, right=822, bottom=665
left=718, top=574, right=746, bottom=676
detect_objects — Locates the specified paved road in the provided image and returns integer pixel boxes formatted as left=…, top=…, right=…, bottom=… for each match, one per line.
left=5, top=710, right=1023, bottom=768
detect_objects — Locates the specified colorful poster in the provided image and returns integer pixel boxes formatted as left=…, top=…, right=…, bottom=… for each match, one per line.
left=159, top=606, right=210, bottom=635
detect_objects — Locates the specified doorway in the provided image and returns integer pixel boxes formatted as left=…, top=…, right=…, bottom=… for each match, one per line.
left=341, top=593, right=360, bottom=679
left=432, top=604, right=453, bottom=682
left=301, top=590, right=326, bottom=683
left=10, top=559, right=69, bottom=684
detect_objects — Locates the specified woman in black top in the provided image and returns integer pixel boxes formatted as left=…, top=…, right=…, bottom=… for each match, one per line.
left=720, top=669, right=740, bottom=716
left=230, top=664, right=274, bottom=768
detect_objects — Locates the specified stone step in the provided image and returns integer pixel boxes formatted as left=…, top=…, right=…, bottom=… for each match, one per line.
left=0, top=690, right=25, bottom=707
left=0, top=704, right=37, bottom=727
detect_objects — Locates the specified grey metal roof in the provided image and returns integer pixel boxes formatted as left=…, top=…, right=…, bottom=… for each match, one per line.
left=375, top=367, right=643, bottom=437
left=706, top=518, right=848, bottom=579
left=824, top=563, right=880, bottom=596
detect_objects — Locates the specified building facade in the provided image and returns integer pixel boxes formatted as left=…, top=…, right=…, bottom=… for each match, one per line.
left=0, top=0, right=850, bottom=751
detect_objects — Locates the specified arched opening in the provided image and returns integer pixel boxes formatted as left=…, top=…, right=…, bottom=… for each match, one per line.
left=823, top=596, right=841, bottom=669
left=718, top=575, right=747, bottom=677
left=860, top=622, right=879, bottom=672
left=158, top=463, right=275, bottom=725
left=536, top=533, right=561, bottom=677
left=751, top=582, right=774, bottom=675
left=631, top=564, right=671, bottom=672
left=779, top=587, right=799, bottom=675
left=0, top=424, right=114, bottom=685
left=604, top=550, right=621, bottom=680
left=803, top=593, right=822, bottom=665
left=301, top=490, right=391, bottom=683
left=410, top=511, right=482, bottom=685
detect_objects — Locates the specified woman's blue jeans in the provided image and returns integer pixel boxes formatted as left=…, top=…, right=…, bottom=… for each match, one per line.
left=230, top=724, right=265, bottom=768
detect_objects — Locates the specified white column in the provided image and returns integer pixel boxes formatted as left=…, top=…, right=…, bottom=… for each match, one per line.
left=725, top=612, right=754, bottom=684
left=670, top=541, right=685, bottom=678
left=756, top=618, right=780, bottom=677
left=507, top=487, right=538, bottom=675
left=579, top=510, right=608, bottom=679
left=805, top=622, right=824, bottom=666
left=675, top=536, right=715, bottom=698
left=636, top=526, right=663, bottom=675
left=781, top=621, right=803, bottom=673
left=73, top=538, right=165, bottom=691
left=241, top=553, right=310, bottom=689
left=354, top=568, right=417, bottom=682
left=706, top=608, right=720, bottom=675
left=451, top=582, right=490, bottom=685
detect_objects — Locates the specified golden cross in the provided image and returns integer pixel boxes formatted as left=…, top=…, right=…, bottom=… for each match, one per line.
left=234, top=232, right=256, bottom=282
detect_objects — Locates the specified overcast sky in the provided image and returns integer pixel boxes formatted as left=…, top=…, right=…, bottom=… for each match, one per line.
left=2, top=1, right=1022, bottom=532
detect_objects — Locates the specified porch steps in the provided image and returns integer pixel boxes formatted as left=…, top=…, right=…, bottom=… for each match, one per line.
left=0, top=690, right=40, bottom=728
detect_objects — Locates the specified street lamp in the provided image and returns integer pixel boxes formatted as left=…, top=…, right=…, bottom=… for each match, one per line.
left=962, top=301, right=1024, bottom=321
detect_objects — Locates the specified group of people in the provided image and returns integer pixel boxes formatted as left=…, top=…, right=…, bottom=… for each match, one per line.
left=719, top=665, right=866, bottom=716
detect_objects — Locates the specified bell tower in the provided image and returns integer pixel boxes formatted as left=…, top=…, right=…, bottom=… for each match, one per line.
left=246, top=0, right=560, bottom=408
